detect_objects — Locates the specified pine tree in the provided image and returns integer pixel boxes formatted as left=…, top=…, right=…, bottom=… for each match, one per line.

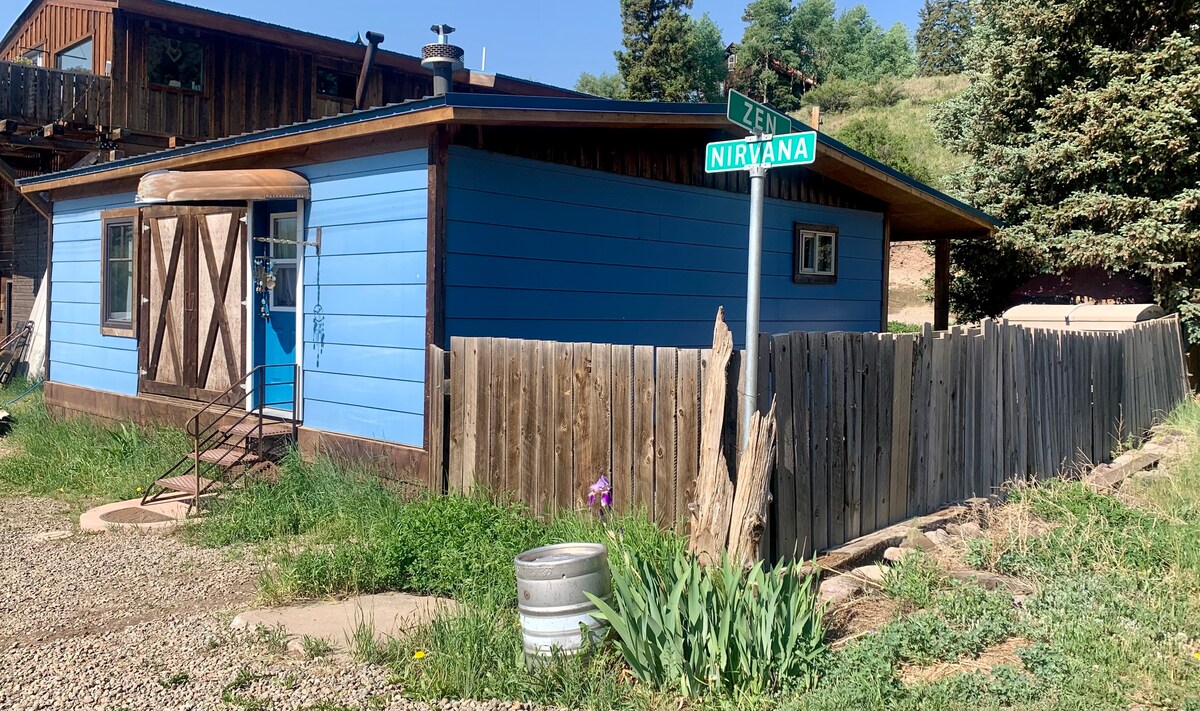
left=935, top=0, right=1200, bottom=338
left=575, top=72, right=625, bottom=99
left=915, top=0, right=974, bottom=76
left=615, top=0, right=696, bottom=101
left=732, top=0, right=805, bottom=109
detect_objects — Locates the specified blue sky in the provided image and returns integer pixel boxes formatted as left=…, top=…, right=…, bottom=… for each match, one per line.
left=2, top=1, right=923, bottom=89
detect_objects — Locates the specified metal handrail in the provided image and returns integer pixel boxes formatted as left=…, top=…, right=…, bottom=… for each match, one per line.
left=144, top=363, right=299, bottom=510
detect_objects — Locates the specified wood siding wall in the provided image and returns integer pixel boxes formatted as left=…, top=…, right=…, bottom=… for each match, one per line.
left=444, top=147, right=885, bottom=348
left=0, top=1, right=114, bottom=73
left=48, top=191, right=140, bottom=395
left=109, top=11, right=434, bottom=140
left=431, top=318, right=1191, bottom=555
left=296, top=149, right=429, bottom=447
left=453, top=125, right=884, bottom=212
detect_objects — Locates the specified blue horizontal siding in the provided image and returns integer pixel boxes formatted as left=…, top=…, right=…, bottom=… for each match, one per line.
left=444, top=147, right=885, bottom=348
left=49, top=192, right=138, bottom=396
left=296, top=149, right=428, bottom=446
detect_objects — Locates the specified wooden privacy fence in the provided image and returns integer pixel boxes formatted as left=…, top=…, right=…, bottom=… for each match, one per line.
left=769, top=316, right=1189, bottom=557
left=430, top=337, right=726, bottom=531
left=429, top=316, right=1190, bottom=557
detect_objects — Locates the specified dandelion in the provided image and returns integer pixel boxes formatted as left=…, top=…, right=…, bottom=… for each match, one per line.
left=135, top=487, right=144, bottom=494
left=413, top=650, right=427, bottom=660
left=1194, top=652, right=1200, bottom=659
left=57, top=487, right=64, bottom=493
left=588, top=475, right=612, bottom=509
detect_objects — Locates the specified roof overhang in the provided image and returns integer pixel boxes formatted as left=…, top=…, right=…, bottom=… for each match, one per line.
left=136, top=169, right=310, bottom=203
left=19, top=94, right=997, bottom=240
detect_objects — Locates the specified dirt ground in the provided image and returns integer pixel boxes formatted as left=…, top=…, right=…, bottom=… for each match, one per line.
left=889, top=243, right=934, bottom=326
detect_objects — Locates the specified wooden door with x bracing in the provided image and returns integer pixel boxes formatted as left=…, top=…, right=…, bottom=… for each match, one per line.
left=139, top=206, right=247, bottom=405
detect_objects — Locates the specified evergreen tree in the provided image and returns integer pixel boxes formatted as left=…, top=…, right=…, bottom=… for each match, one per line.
left=915, top=0, right=974, bottom=75
left=615, top=0, right=697, bottom=101
left=935, top=0, right=1200, bottom=338
left=732, top=0, right=800, bottom=109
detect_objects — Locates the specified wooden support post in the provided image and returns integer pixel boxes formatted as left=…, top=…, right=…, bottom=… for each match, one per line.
left=0, top=119, right=16, bottom=134
left=880, top=209, right=892, bottom=332
left=934, top=237, right=950, bottom=331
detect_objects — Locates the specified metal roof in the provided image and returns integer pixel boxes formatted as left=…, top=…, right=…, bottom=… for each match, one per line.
left=18, top=92, right=997, bottom=230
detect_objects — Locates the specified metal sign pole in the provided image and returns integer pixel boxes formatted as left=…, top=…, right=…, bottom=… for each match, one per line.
left=742, top=162, right=767, bottom=450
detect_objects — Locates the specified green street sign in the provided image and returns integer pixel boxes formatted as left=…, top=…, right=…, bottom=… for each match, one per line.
left=704, top=132, right=817, bottom=173
left=726, top=89, right=793, bottom=136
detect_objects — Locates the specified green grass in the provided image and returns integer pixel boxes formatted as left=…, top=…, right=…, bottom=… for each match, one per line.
left=0, top=384, right=189, bottom=505
left=188, top=456, right=684, bottom=605
left=887, top=321, right=922, bottom=334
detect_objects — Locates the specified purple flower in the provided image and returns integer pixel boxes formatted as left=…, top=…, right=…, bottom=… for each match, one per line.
left=588, top=475, right=612, bottom=509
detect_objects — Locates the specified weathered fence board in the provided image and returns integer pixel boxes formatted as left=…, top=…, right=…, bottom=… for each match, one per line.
left=436, top=317, right=1190, bottom=559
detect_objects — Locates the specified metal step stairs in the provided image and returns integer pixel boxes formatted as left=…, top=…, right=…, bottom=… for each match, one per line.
left=140, top=365, right=299, bottom=511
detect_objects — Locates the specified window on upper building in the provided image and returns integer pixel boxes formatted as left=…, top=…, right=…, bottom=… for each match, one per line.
left=793, top=223, right=838, bottom=283
left=315, top=68, right=357, bottom=100
left=100, top=210, right=138, bottom=336
left=20, top=44, right=45, bottom=67
left=147, top=34, right=205, bottom=92
left=55, top=37, right=92, bottom=72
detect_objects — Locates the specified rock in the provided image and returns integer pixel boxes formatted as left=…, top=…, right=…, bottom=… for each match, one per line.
left=958, top=521, right=985, bottom=539
left=883, top=546, right=915, bottom=563
left=851, top=565, right=889, bottom=584
left=1131, top=470, right=1171, bottom=484
left=818, top=574, right=865, bottom=606
left=948, top=569, right=1033, bottom=594
left=923, top=528, right=955, bottom=549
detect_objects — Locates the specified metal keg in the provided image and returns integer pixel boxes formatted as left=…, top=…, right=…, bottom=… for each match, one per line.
left=514, top=542, right=611, bottom=661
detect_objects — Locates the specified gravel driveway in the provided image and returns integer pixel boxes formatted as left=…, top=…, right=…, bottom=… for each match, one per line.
left=0, top=497, right=539, bottom=711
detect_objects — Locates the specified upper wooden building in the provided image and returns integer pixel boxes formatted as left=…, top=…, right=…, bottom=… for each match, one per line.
left=0, top=0, right=574, bottom=337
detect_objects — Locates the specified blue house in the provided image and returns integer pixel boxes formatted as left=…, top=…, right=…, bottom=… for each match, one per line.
left=18, top=92, right=995, bottom=488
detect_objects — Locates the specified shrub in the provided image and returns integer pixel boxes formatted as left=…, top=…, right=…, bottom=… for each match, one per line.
left=589, top=550, right=826, bottom=699
left=834, top=115, right=935, bottom=184
left=801, top=78, right=866, bottom=113
left=857, top=77, right=905, bottom=108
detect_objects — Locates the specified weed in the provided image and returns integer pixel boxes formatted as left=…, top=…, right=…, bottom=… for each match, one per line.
left=392, top=595, right=632, bottom=710
left=882, top=553, right=945, bottom=609
left=221, top=668, right=269, bottom=710
left=256, top=622, right=290, bottom=655
left=156, top=671, right=189, bottom=689
left=0, top=392, right=189, bottom=503
left=301, top=635, right=334, bottom=659
left=887, top=321, right=921, bottom=334
left=345, top=616, right=404, bottom=666
left=962, top=537, right=992, bottom=569
left=275, top=673, right=299, bottom=690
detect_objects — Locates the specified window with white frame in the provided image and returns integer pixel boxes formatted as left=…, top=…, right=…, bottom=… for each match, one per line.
left=270, top=214, right=298, bottom=310
left=99, top=209, right=138, bottom=336
left=793, top=223, right=838, bottom=283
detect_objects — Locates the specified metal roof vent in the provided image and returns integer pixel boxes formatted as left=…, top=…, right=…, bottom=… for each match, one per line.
left=421, top=24, right=465, bottom=97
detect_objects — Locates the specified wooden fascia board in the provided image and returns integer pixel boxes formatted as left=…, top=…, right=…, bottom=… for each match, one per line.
left=447, top=107, right=731, bottom=129
left=21, top=105, right=456, bottom=194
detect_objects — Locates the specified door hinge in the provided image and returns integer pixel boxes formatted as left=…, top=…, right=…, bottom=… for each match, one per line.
left=138, top=368, right=147, bottom=376
left=141, top=296, right=149, bottom=304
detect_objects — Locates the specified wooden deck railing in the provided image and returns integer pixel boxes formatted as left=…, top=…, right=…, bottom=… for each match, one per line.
left=0, top=61, right=111, bottom=127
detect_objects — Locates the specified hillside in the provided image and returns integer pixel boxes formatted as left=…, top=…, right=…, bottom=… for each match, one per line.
left=806, top=75, right=970, bottom=326
left=819, top=74, right=970, bottom=189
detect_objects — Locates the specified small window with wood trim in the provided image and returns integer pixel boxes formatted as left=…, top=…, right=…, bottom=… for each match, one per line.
left=100, top=210, right=138, bottom=336
left=147, top=34, right=205, bottom=92
left=793, top=223, right=838, bottom=283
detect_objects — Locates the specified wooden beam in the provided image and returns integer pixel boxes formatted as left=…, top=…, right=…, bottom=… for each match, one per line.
left=423, top=124, right=449, bottom=464
left=42, top=122, right=63, bottom=139
left=0, top=120, right=16, bottom=134
left=0, top=132, right=97, bottom=153
left=0, top=157, right=52, bottom=221
left=934, top=237, right=950, bottom=331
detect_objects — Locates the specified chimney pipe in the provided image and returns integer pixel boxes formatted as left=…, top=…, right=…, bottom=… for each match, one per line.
left=355, top=30, right=385, bottom=110
left=421, top=24, right=464, bottom=97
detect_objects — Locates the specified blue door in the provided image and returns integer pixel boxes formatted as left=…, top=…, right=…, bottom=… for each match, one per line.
left=251, top=209, right=298, bottom=412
